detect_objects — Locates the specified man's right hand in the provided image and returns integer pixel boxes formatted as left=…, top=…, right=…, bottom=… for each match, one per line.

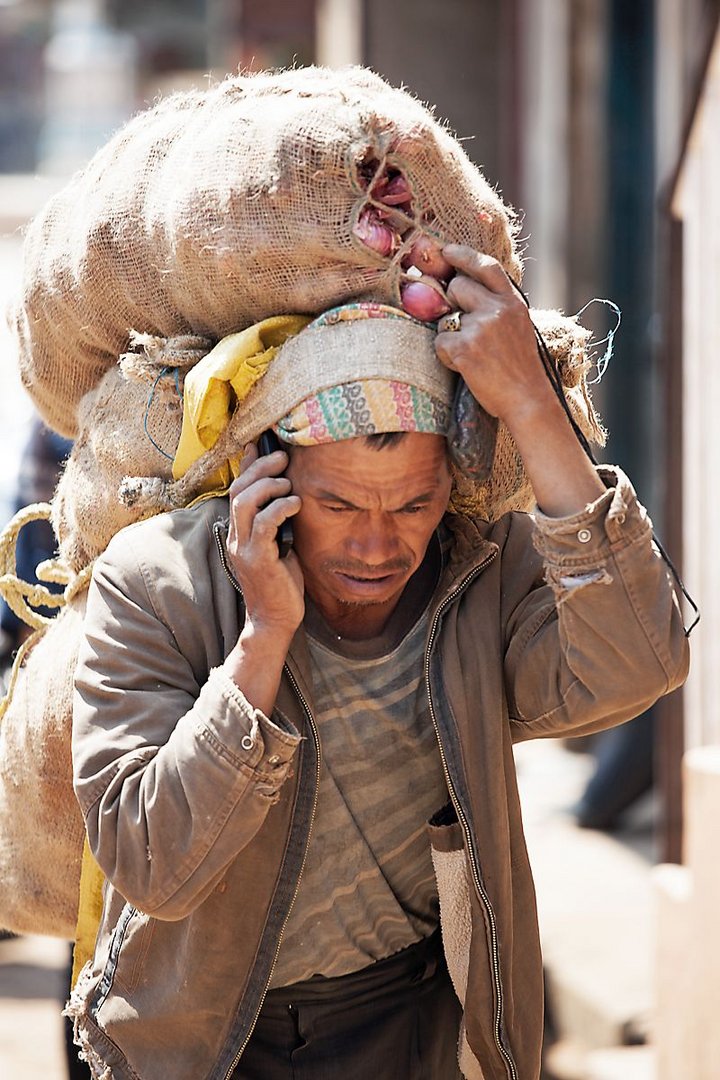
left=223, top=441, right=304, bottom=715
left=226, top=441, right=305, bottom=637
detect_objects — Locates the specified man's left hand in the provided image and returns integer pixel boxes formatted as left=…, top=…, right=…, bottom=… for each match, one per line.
left=435, top=245, right=553, bottom=433
left=435, top=244, right=605, bottom=517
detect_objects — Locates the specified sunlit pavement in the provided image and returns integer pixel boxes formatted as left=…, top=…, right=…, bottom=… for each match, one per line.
left=0, top=933, right=70, bottom=1079
left=516, top=739, right=658, bottom=1079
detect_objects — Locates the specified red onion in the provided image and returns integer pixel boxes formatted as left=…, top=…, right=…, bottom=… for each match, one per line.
left=402, top=235, right=453, bottom=282
left=352, top=208, right=400, bottom=257
left=372, top=172, right=413, bottom=211
left=400, top=279, right=452, bottom=321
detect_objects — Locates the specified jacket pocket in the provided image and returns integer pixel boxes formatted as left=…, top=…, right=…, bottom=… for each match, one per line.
left=427, top=802, right=471, bottom=1006
left=95, top=903, right=156, bottom=1006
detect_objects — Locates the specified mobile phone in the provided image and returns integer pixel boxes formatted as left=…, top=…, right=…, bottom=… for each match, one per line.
left=257, top=430, right=293, bottom=558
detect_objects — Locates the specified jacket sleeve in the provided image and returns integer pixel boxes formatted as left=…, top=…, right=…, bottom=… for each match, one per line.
left=503, top=466, right=690, bottom=741
left=72, top=532, right=302, bottom=921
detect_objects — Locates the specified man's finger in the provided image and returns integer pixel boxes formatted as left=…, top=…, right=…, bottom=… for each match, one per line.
left=230, top=475, right=292, bottom=516
left=446, top=274, right=495, bottom=313
left=254, top=495, right=302, bottom=533
left=229, top=445, right=287, bottom=497
left=239, top=442, right=257, bottom=470
left=442, top=245, right=513, bottom=295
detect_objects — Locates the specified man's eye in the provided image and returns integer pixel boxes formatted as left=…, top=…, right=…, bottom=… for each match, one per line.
left=399, top=505, right=425, bottom=515
left=325, top=504, right=352, bottom=513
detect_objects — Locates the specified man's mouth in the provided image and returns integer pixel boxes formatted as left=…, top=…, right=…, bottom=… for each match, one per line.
left=340, top=572, right=395, bottom=582
left=333, top=569, right=404, bottom=592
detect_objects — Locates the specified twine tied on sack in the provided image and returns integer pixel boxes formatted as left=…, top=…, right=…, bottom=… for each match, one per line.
left=121, top=331, right=212, bottom=460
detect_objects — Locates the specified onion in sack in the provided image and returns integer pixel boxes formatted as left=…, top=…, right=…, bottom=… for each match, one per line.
left=352, top=208, right=401, bottom=257
left=400, top=276, right=452, bottom=320
left=402, top=234, right=453, bottom=283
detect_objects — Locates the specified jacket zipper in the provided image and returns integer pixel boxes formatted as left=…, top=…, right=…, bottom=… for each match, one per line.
left=222, top=667, right=320, bottom=1079
left=425, top=551, right=519, bottom=1080
left=213, top=524, right=322, bottom=1080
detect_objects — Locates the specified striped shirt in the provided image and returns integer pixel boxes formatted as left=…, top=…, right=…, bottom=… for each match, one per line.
left=271, top=552, right=449, bottom=988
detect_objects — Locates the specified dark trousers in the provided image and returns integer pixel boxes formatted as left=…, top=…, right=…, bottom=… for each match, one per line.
left=234, top=930, right=463, bottom=1079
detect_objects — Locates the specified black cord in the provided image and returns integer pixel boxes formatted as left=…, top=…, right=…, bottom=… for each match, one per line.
left=509, top=277, right=700, bottom=637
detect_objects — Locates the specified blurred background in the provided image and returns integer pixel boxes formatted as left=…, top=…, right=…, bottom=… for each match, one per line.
left=1, top=1, right=719, bottom=1078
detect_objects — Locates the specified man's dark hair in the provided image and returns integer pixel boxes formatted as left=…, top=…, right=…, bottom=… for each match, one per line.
left=363, top=431, right=407, bottom=450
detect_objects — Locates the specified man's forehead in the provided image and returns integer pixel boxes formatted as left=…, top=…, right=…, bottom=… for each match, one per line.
left=287, top=433, right=450, bottom=493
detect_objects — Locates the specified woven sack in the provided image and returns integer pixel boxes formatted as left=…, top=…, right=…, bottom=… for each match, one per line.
left=0, top=593, right=87, bottom=938
left=52, top=341, right=195, bottom=574
left=2, top=66, right=605, bottom=939
left=11, top=65, right=521, bottom=438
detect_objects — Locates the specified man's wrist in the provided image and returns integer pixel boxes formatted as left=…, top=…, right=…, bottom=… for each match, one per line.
left=223, top=620, right=295, bottom=716
left=238, top=618, right=296, bottom=658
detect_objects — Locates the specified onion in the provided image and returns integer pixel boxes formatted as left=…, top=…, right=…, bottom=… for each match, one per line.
left=352, top=208, right=400, bottom=257
left=372, top=172, right=412, bottom=211
left=402, top=235, right=453, bottom=282
left=400, top=279, right=452, bottom=321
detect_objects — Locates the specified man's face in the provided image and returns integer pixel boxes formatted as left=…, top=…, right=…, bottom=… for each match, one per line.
left=285, top=433, right=452, bottom=635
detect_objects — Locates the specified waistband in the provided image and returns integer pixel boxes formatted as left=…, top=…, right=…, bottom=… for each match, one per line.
left=267, top=929, right=444, bottom=1005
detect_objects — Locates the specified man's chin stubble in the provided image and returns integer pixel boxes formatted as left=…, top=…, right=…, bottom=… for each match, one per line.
left=336, top=597, right=386, bottom=610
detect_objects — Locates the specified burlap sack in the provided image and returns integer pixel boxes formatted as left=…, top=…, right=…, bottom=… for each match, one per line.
left=11, top=65, right=520, bottom=438
left=52, top=339, right=196, bottom=573
left=0, top=594, right=87, bottom=938
left=1, top=65, right=606, bottom=940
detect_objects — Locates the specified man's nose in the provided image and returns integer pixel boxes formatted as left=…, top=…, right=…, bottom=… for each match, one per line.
left=345, top=518, right=399, bottom=563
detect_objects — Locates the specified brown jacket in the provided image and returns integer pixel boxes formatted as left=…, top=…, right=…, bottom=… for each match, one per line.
left=69, top=467, right=689, bottom=1079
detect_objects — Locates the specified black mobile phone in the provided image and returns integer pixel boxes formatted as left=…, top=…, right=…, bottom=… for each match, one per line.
left=257, top=430, right=293, bottom=559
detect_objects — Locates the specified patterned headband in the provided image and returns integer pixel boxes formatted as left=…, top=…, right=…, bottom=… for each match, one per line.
left=274, top=304, right=451, bottom=444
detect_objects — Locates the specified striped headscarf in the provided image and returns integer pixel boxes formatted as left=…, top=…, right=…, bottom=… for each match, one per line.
left=274, top=304, right=451, bottom=445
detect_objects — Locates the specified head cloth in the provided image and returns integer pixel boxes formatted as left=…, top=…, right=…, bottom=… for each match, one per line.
left=274, top=304, right=451, bottom=445
left=171, top=301, right=456, bottom=494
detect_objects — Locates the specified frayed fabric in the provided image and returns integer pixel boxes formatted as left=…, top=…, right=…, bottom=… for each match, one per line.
left=428, top=821, right=488, bottom=1080
left=544, top=565, right=614, bottom=605
left=64, top=963, right=116, bottom=1080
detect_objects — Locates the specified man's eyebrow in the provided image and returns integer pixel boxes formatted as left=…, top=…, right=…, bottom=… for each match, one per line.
left=314, top=489, right=437, bottom=509
left=315, top=490, right=358, bottom=508
left=396, top=492, right=436, bottom=509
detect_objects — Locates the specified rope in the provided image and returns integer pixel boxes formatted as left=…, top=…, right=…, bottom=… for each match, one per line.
left=0, top=503, right=65, bottom=629
left=0, top=502, right=95, bottom=722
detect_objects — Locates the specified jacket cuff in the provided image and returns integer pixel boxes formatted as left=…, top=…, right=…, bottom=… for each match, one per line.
left=531, top=465, right=652, bottom=570
left=201, top=668, right=302, bottom=785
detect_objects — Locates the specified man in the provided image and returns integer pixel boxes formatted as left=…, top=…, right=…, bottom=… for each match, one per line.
left=68, top=247, right=689, bottom=1080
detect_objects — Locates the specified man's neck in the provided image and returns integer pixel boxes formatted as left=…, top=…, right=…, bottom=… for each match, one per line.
left=313, top=598, right=400, bottom=642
